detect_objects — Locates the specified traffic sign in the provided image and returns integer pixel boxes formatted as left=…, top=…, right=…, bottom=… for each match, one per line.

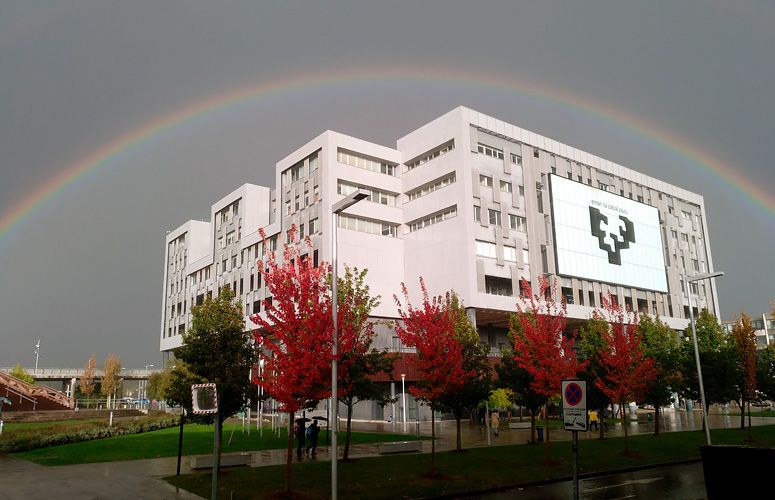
left=562, top=380, right=587, bottom=431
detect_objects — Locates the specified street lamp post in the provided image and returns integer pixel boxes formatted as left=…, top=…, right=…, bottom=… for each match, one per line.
left=331, top=189, right=369, bottom=500
left=401, top=374, right=407, bottom=431
left=686, top=270, right=724, bottom=446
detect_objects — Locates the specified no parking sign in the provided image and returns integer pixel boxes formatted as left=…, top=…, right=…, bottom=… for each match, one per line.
left=562, top=380, right=587, bottom=431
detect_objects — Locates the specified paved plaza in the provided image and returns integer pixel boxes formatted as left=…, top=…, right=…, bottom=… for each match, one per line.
left=1, top=409, right=771, bottom=499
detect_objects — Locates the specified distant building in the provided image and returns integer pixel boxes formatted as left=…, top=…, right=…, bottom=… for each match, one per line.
left=722, top=314, right=775, bottom=349
left=160, top=107, right=720, bottom=419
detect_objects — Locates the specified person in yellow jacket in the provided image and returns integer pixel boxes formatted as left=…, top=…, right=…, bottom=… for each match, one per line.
left=589, top=410, right=599, bottom=430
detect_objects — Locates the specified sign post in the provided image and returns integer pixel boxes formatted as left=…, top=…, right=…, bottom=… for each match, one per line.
left=562, top=380, right=587, bottom=500
left=192, top=384, right=219, bottom=500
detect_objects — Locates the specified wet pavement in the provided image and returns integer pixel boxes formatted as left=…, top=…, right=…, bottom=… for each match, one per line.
left=0, top=408, right=770, bottom=499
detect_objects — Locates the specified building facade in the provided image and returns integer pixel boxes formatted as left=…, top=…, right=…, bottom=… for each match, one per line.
left=160, top=107, right=721, bottom=418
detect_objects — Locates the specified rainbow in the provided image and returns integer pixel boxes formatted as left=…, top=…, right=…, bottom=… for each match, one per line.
left=1, top=67, right=772, bottom=244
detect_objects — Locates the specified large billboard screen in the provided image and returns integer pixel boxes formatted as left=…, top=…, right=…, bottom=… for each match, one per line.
left=549, top=174, right=667, bottom=292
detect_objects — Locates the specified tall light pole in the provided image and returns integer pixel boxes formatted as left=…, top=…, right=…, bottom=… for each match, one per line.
left=331, top=189, right=369, bottom=500
left=401, top=373, right=407, bottom=431
left=34, top=340, right=41, bottom=373
left=686, top=270, right=724, bottom=446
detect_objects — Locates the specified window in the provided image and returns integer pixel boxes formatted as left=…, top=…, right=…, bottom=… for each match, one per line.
left=488, top=209, right=501, bottom=226
left=518, top=185, right=525, bottom=196
left=509, top=214, right=526, bottom=232
left=295, top=195, right=300, bottom=212
left=533, top=148, right=540, bottom=158
left=473, top=205, right=481, bottom=222
left=308, top=152, right=319, bottom=173
left=510, top=153, right=522, bottom=166
left=479, top=175, right=493, bottom=187
left=475, top=240, right=497, bottom=258
left=406, top=140, right=454, bottom=170
left=304, top=190, right=309, bottom=206
left=504, top=245, right=517, bottom=262
left=692, top=259, right=699, bottom=272
left=310, top=217, right=319, bottom=234
left=314, top=185, right=319, bottom=201
left=408, top=206, right=457, bottom=232
left=681, top=233, right=689, bottom=243
left=222, top=258, right=227, bottom=272
left=231, top=255, right=237, bottom=268
left=285, top=200, right=291, bottom=215
left=226, top=231, right=236, bottom=245
left=339, top=181, right=397, bottom=206
left=682, top=210, right=692, bottom=220
left=598, top=182, right=609, bottom=191
left=337, top=149, right=397, bottom=176
left=500, top=180, right=512, bottom=193
left=477, top=143, right=504, bottom=159
left=338, top=214, right=398, bottom=237
left=288, top=161, right=305, bottom=182
left=523, top=249, right=529, bottom=264
left=406, top=172, right=456, bottom=201
left=299, top=224, right=305, bottom=239
left=221, top=211, right=228, bottom=224
left=671, top=230, right=678, bottom=240
left=485, top=276, right=513, bottom=296
left=232, top=201, right=239, bottom=217
left=218, top=237, right=224, bottom=249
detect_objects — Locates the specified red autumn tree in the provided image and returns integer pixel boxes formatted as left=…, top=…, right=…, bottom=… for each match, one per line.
left=591, top=293, right=658, bottom=455
left=510, top=276, right=585, bottom=463
left=394, top=278, right=474, bottom=474
left=251, top=227, right=333, bottom=493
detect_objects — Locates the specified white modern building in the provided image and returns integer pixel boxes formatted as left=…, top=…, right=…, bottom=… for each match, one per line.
left=160, top=106, right=720, bottom=417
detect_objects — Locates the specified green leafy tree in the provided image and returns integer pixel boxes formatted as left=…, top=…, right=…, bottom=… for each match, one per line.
left=437, top=294, right=493, bottom=451
left=757, top=344, right=775, bottom=402
left=10, top=363, right=35, bottom=385
left=639, top=314, right=680, bottom=436
left=335, top=266, right=396, bottom=460
left=730, top=312, right=758, bottom=437
left=101, top=353, right=122, bottom=409
left=177, top=286, right=257, bottom=471
left=679, top=309, right=736, bottom=427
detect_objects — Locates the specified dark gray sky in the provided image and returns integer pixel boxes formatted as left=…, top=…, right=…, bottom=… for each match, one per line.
left=1, top=1, right=773, bottom=370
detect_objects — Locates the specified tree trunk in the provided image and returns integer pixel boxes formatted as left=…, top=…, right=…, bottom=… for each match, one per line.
left=286, top=412, right=293, bottom=493
left=544, top=404, right=551, bottom=461
left=599, top=406, right=605, bottom=440
left=654, top=404, right=660, bottom=437
left=431, top=406, right=436, bottom=473
left=740, top=398, right=745, bottom=430
left=455, top=412, right=462, bottom=451
left=622, top=400, right=629, bottom=453
left=530, top=408, right=536, bottom=444
left=343, top=401, right=353, bottom=460
left=747, top=401, right=752, bottom=441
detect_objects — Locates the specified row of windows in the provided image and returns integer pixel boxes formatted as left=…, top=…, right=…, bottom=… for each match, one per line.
left=408, top=206, right=457, bottom=232
left=475, top=240, right=529, bottom=263
left=473, top=206, right=527, bottom=231
left=476, top=143, right=524, bottom=167
left=286, top=186, right=320, bottom=215
left=407, top=173, right=456, bottom=201
left=338, top=213, right=398, bottom=237
left=406, top=140, right=455, bottom=170
left=281, top=152, right=319, bottom=185
left=219, top=200, right=240, bottom=225
left=338, top=181, right=397, bottom=207
left=337, top=149, right=398, bottom=176
left=478, top=143, right=503, bottom=160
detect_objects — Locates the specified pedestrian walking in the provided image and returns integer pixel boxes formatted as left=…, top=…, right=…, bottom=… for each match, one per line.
left=491, top=410, right=500, bottom=437
left=306, top=420, right=320, bottom=455
left=589, top=410, right=599, bottom=430
left=295, top=422, right=306, bottom=458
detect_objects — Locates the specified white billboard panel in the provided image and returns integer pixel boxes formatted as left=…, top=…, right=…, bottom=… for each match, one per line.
left=549, top=174, right=667, bottom=292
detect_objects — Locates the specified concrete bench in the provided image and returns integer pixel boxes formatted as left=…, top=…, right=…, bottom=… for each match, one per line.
left=190, top=453, right=252, bottom=469
left=378, top=441, right=423, bottom=454
left=508, top=421, right=532, bottom=429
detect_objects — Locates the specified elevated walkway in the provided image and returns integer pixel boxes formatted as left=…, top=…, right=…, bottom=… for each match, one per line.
left=0, top=371, right=75, bottom=412
left=1, top=408, right=147, bottom=423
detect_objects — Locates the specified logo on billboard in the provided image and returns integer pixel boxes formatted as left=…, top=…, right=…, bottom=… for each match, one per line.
left=589, top=207, right=635, bottom=266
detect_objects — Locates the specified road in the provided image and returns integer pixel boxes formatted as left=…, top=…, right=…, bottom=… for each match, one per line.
left=458, top=462, right=707, bottom=500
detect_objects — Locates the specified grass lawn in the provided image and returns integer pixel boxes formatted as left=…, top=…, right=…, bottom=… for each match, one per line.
left=165, top=425, right=775, bottom=500
left=12, top=424, right=424, bottom=466
left=729, top=410, right=775, bottom=417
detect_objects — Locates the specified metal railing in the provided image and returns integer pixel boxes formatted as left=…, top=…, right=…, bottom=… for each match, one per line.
left=0, top=370, right=75, bottom=409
